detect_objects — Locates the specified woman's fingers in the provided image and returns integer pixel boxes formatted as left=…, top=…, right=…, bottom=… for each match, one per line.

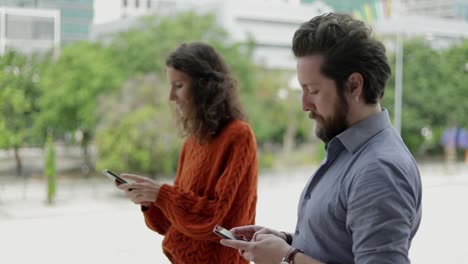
left=123, top=188, right=158, bottom=205
left=118, top=181, right=159, bottom=192
left=120, top=174, right=151, bottom=183
left=116, top=175, right=161, bottom=205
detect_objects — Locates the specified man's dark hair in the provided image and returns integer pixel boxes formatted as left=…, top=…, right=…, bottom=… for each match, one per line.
left=292, top=13, right=391, bottom=104
left=166, top=42, right=246, bottom=141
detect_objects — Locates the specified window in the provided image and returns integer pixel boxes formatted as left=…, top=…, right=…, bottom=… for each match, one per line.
left=136, top=0, right=140, bottom=8
left=147, top=0, right=151, bottom=9
left=5, top=14, right=55, bottom=40
left=123, top=0, right=127, bottom=7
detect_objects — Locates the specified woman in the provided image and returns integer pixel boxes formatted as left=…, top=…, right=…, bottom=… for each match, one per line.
left=118, top=42, right=258, bottom=263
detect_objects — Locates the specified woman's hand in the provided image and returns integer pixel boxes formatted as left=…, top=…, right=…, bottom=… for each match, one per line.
left=117, top=174, right=163, bottom=207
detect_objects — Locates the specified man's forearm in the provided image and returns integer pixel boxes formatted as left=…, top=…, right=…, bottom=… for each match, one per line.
left=293, top=253, right=325, bottom=264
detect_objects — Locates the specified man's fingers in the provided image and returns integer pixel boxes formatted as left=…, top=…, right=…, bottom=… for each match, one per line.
left=220, top=239, right=251, bottom=251
left=231, top=225, right=262, bottom=237
left=254, top=233, right=272, bottom=241
left=254, top=228, right=271, bottom=235
left=241, top=250, right=254, bottom=262
left=251, top=228, right=273, bottom=241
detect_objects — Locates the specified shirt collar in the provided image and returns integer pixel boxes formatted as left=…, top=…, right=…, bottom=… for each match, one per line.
left=335, top=108, right=392, bottom=153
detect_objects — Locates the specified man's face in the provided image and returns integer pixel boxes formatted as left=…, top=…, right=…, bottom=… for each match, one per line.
left=297, top=55, right=349, bottom=143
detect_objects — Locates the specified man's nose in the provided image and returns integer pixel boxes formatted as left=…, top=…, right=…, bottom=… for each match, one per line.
left=302, top=96, right=315, bottom=112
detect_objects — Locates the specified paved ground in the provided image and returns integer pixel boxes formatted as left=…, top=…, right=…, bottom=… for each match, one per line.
left=0, top=163, right=467, bottom=264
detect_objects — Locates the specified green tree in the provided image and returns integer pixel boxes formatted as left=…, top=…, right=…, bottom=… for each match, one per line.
left=440, top=41, right=468, bottom=127
left=37, top=41, right=124, bottom=172
left=109, top=12, right=230, bottom=76
left=382, top=38, right=468, bottom=154
left=95, top=74, right=180, bottom=177
left=0, top=51, right=43, bottom=175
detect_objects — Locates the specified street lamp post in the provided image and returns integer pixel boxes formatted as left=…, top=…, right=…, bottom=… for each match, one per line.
left=394, top=33, right=403, bottom=135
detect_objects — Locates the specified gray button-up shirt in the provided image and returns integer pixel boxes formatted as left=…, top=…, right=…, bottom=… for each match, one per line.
left=292, top=109, right=422, bottom=264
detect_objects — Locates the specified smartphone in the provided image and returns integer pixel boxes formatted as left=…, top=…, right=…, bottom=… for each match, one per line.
left=213, top=225, right=243, bottom=240
left=102, top=169, right=127, bottom=185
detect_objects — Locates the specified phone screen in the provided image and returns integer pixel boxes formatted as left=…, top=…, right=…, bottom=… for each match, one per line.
left=213, top=225, right=243, bottom=240
left=103, top=170, right=127, bottom=184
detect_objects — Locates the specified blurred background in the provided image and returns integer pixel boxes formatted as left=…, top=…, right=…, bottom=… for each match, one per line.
left=0, top=0, right=467, bottom=263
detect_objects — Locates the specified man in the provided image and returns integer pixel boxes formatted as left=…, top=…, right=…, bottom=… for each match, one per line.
left=220, top=13, right=422, bottom=264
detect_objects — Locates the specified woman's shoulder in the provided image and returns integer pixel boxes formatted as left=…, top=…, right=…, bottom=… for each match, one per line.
left=222, top=119, right=254, bottom=137
left=214, top=120, right=256, bottom=151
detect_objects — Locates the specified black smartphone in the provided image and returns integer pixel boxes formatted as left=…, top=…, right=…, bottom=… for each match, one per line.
left=102, top=169, right=127, bottom=185
left=213, top=225, right=244, bottom=240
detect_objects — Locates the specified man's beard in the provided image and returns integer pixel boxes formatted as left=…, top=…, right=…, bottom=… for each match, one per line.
left=312, top=96, right=349, bottom=143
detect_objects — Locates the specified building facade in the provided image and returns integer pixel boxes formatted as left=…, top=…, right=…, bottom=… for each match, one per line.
left=0, top=0, right=93, bottom=44
left=301, top=0, right=468, bottom=21
left=0, top=6, right=59, bottom=55
left=397, top=0, right=468, bottom=20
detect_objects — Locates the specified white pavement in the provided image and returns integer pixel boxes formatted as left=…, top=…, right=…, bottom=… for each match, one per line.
left=0, top=163, right=467, bottom=264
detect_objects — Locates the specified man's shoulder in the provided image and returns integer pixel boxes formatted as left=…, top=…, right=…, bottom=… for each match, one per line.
left=362, top=126, right=414, bottom=162
left=345, top=128, right=420, bottom=184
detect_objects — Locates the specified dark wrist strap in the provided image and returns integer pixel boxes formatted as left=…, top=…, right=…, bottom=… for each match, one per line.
left=290, top=248, right=302, bottom=264
left=284, top=247, right=302, bottom=263
left=281, top=231, right=293, bottom=245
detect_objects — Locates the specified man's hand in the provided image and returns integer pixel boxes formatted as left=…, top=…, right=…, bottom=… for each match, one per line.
left=230, top=225, right=287, bottom=242
left=220, top=233, right=290, bottom=264
left=117, top=174, right=163, bottom=207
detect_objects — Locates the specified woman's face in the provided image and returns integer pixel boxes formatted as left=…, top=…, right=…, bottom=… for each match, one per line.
left=167, top=66, right=192, bottom=118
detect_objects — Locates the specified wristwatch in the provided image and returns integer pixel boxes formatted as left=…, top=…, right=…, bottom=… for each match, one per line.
left=280, top=247, right=302, bottom=264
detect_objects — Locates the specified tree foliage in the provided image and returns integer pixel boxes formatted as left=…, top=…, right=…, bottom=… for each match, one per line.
left=36, top=41, right=125, bottom=171
left=4, top=12, right=467, bottom=177
left=95, top=74, right=180, bottom=177
left=0, top=51, right=43, bottom=175
left=37, top=41, right=124, bottom=135
left=382, top=38, right=468, bottom=153
left=109, top=12, right=230, bottom=76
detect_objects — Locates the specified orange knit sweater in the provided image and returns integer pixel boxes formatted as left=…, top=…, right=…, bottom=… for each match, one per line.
left=143, top=120, right=258, bottom=263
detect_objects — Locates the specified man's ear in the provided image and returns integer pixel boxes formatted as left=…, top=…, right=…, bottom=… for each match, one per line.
left=346, top=73, right=364, bottom=102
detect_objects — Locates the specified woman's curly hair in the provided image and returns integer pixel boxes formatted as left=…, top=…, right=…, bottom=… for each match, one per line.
left=165, top=42, right=246, bottom=142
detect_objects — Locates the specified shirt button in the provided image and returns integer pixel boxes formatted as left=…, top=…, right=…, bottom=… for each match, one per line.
left=305, top=193, right=311, bottom=200
left=295, top=230, right=299, bottom=235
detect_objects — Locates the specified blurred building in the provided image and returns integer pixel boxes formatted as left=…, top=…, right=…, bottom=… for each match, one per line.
left=93, top=0, right=330, bottom=24
left=375, top=15, right=468, bottom=49
left=301, top=0, right=468, bottom=21
left=295, top=0, right=468, bottom=49
left=92, top=0, right=332, bottom=70
left=0, top=6, right=59, bottom=55
left=397, top=0, right=468, bottom=20
left=0, top=0, right=93, bottom=44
